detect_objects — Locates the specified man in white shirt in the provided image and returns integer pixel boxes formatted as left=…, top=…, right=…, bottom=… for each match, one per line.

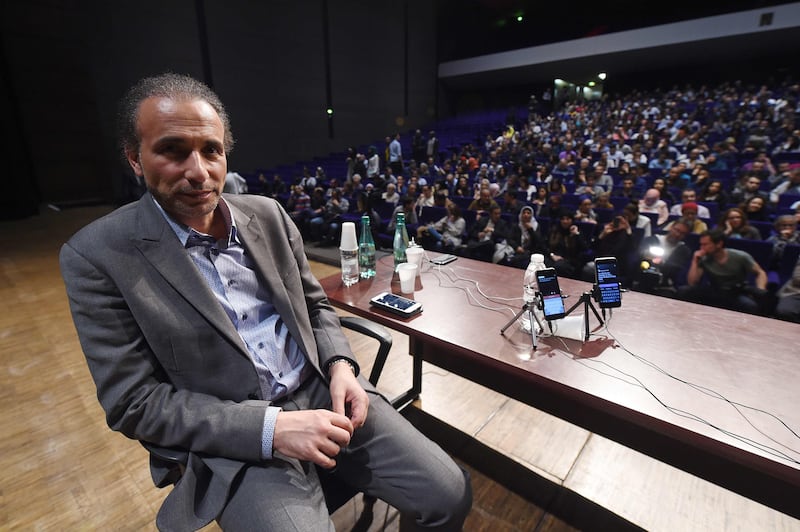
left=669, top=189, right=710, bottom=218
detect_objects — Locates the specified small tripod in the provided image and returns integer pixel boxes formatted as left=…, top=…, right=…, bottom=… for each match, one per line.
left=563, top=287, right=606, bottom=342
left=500, top=297, right=548, bottom=349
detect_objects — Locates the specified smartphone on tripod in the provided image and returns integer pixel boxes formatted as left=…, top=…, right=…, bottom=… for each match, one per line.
left=594, top=257, right=622, bottom=308
left=535, top=267, right=566, bottom=320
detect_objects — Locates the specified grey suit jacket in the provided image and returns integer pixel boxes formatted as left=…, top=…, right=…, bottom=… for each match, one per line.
left=60, top=193, right=362, bottom=530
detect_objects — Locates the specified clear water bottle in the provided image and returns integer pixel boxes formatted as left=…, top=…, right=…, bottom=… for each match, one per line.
left=339, top=222, right=359, bottom=286
left=521, top=253, right=546, bottom=332
left=358, top=214, right=376, bottom=278
left=393, top=211, right=409, bottom=271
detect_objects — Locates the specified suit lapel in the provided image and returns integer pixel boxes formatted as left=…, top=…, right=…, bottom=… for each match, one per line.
left=227, top=200, right=312, bottom=361
left=133, top=194, right=250, bottom=357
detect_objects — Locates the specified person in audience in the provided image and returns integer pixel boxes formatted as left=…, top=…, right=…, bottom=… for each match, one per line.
left=501, top=190, right=523, bottom=217
left=719, top=207, right=761, bottom=240
left=639, top=188, right=670, bottom=227
left=366, top=145, right=380, bottom=180
left=582, top=214, right=634, bottom=283
left=637, top=218, right=692, bottom=294
left=381, top=182, right=400, bottom=204
left=416, top=202, right=465, bottom=251
left=623, top=202, right=652, bottom=238
left=414, top=184, right=435, bottom=212
left=651, top=178, right=677, bottom=206
left=697, top=179, right=729, bottom=210
left=466, top=205, right=509, bottom=262
left=506, top=205, right=549, bottom=268
left=664, top=165, right=690, bottom=190
left=537, top=193, right=571, bottom=225
left=731, top=174, right=769, bottom=205
left=679, top=228, right=768, bottom=314
left=387, top=196, right=417, bottom=233
left=741, top=195, right=770, bottom=222
left=775, top=255, right=800, bottom=322
left=667, top=202, right=707, bottom=235
left=594, top=192, right=615, bottom=211
left=59, top=73, right=471, bottom=531
left=531, top=187, right=549, bottom=215
left=769, top=167, right=800, bottom=205
left=309, top=187, right=349, bottom=245
left=286, top=184, right=311, bottom=228
left=592, top=163, right=614, bottom=192
left=574, top=196, right=598, bottom=224
left=766, top=215, right=800, bottom=269
left=669, top=189, right=710, bottom=218
left=388, top=132, right=403, bottom=176
left=468, top=186, right=499, bottom=215
left=454, top=176, right=471, bottom=197
left=574, top=171, right=604, bottom=199
left=613, top=176, right=640, bottom=201
left=548, top=214, right=588, bottom=279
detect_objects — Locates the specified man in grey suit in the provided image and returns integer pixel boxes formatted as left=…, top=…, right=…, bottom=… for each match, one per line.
left=60, top=73, right=470, bottom=531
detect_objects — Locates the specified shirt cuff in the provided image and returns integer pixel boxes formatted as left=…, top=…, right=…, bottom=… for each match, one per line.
left=261, top=406, right=282, bottom=460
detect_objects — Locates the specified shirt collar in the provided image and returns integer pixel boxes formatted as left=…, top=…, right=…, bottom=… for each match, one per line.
left=152, top=195, right=239, bottom=248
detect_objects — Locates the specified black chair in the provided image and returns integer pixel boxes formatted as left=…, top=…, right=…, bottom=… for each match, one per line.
left=142, top=315, right=394, bottom=528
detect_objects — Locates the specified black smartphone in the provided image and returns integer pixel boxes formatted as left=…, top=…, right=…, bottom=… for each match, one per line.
left=594, top=256, right=622, bottom=308
left=535, top=267, right=566, bottom=320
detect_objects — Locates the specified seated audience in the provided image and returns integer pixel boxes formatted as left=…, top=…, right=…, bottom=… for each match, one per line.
left=505, top=206, right=549, bottom=268
left=466, top=206, right=510, bottom=262
left=766, top=215, right=800, bottom=269
left=775, top=255, right=800, bottom=322
left=678, top=229, right=768, bottom=314
left=416, top=202, right=466, bottom=251
left=637, top=219, right=692, bottom=294
left=548, top=214, right=588, bottom=279
left=719, top=207, right=761, bottom=240
left=669, top=189, right=710, bottom=218
left=639, top=188, right=670, bottom=227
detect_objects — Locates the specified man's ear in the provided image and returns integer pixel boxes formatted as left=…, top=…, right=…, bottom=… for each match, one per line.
left=125, top=148, right=143, bottom=176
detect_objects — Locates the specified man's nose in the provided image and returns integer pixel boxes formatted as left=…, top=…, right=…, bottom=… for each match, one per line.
left=184, top=151, right=209, bottom=182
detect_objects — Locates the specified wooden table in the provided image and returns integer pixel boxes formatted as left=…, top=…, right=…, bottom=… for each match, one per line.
left=319, top=254, right=800, bottom=518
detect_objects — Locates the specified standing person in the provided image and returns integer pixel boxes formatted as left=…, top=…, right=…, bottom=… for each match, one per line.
left=411, top=129, right=426, bottom=164
left=678, top=228, right=768, bottom=314
left=426, top=130, right=439, bottom=162
left=389, top=132, right=404, bottom=176
left=59, top=73, right=470, bottom=531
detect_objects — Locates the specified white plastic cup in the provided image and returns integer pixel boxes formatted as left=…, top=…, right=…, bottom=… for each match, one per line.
left=405, top=246, right=424, bottom=276
left=340, top=222, right=359, bottom=286
left=339, top=222, right=357, bottom=250
left=397, top=263, right=417, bottom=294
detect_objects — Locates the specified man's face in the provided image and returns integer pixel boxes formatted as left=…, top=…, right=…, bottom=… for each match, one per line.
left=745, top=177, right=761, bottom=191
left=128, top=97, right=227, bottom=229
left=667, top=223, right=689, bottom=243
left=699, top=236, right=721, bottom=256
left=682, top=190, right=697, bottom=202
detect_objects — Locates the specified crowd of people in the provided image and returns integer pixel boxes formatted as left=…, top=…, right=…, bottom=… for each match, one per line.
left=250, top=79, right=800, bottom=322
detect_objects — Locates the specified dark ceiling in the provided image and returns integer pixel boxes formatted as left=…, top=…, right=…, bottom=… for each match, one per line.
left=435, top=0, right=800, bottom=91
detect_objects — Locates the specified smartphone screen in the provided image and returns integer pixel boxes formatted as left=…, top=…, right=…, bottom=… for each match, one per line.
left=376, top=293, right=418, bottom=311
left=595, top=257, right=622, bottom=308
left=535, top=268, right=566, bottom=320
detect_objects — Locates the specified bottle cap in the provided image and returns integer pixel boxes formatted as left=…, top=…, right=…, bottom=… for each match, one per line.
left=340, top=222, right=357, bottom=250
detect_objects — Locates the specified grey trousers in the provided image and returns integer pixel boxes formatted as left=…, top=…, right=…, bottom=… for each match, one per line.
left=216, top=375, right=472, bottom=531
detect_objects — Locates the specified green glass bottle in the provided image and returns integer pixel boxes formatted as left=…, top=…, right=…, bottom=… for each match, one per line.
left=392, top=211, right=409, bottom=271
left=358, top=214, right=376, bottom=278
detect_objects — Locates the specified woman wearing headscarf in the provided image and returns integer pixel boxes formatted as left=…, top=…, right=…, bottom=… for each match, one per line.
left=505, top=205, right=549, bottom=268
